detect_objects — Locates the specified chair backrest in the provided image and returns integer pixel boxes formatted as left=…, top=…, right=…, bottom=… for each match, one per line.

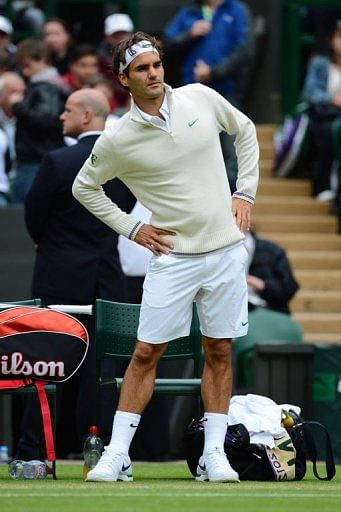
left=0, top=298, right=41, bottom=311
left=235, top=308, right=303, bottom=350
left=95, top=299, right=202, bottom=375
left=233, top=308, right=304, bottom=389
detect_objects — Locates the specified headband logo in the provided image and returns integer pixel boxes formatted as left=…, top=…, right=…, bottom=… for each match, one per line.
left=127, top=47, right=137, bottom=57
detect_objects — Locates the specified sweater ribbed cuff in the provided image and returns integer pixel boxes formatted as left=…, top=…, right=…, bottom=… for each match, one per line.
left=128, top=221, right=143, bottom=240
left=232, top=191, right=255, bottom=204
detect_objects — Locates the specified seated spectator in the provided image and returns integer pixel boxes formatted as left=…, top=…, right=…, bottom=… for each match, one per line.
left=63, top=44, right=100, bottom=91
left=10, top=39, right=66, bottom=203
left=244, top=230, right=299, bottom=314
left=43, top=17, right=74, bottom=75
left=303, top=20, right=341, bottom=201
left=97, top=13, right=134, bottom=114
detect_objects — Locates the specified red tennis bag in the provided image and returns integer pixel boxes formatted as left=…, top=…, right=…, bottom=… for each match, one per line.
left=0, top=306, right=89, bottom=471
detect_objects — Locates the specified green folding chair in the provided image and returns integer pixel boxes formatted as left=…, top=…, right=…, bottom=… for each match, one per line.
left=95, top=299, right=202, bottom=405
left=233, top=308, right=303, bottom=389
left=0, top=299, right=57, bottom=479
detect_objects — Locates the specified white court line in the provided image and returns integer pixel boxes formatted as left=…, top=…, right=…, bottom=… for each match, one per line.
left=0, top=493, right=340, bottom=499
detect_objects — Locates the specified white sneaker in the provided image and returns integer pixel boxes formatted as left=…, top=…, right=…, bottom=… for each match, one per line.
left=86, top=448, right=133, bottom=482
left=196, top=448, right=239, bottom=483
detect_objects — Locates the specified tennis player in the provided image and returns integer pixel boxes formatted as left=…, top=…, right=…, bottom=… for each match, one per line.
left=73, top=31, right=259, bottom=483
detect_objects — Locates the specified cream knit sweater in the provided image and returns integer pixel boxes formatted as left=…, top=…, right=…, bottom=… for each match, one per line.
left=72, top=83, right=259, bottom=255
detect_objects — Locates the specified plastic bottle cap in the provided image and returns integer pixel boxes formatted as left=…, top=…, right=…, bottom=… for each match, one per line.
left=89, top=425, right=99, bottom=436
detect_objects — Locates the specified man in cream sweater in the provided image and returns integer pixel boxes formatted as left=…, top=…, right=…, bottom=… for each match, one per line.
left=73, top=31, right=259, bottom=483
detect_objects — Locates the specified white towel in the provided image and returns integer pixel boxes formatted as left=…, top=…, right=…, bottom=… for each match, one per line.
left=227, top=394, right=301, bottom=448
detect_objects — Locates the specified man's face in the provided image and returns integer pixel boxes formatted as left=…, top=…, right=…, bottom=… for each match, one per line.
left=119, top=52, right=164, bottom=103
left=0, top=77, right=25, bottom=109
left=70, top=55, right=99, bottom=86
left=59, top=96, right=85, bottom=137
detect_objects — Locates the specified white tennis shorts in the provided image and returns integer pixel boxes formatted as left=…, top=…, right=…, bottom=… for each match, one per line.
left=137, top=242, right=249, bottom=343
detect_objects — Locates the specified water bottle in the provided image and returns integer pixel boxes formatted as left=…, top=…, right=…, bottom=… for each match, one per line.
left=83, top=425, right=103, bottom=480
left=0, top=446, right=9, bottom=463
left=8, top=460, right=47, bottom=480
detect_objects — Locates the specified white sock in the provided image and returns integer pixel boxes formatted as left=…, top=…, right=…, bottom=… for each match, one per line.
left=203, top=412, right=228, bottom=453
left=107, top=410, right=141, bottom=454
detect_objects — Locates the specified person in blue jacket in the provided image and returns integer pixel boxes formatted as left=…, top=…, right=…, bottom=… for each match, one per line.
left=163, top=0, right=254, bottom=107
left=163, top=0, right=254, bottom=192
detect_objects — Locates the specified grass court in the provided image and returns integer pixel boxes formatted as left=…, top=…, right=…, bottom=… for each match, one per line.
left=0, top=462, right=340, bottom=512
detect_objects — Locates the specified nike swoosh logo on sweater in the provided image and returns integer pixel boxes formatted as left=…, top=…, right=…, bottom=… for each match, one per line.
left=188, top=118, right=199, bottom=127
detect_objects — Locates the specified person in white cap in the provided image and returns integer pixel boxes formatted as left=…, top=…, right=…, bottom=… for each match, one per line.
left=73, top=31, right=259, bottom=483
left=0, top=15, right=16, bottom=55
left=97, top=13, right=134, bottom=114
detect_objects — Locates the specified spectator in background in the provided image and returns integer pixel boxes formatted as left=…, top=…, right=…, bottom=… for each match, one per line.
left=18, top=89, right=135, bottom=460
left=303, top=20, right=341, bottom=202
left=244, top=230, right=299, bottom=314
left=163, top=0, right=254, bottom=191
left=12, top=1, right=45, bottom=37
left=63, top=44, right=100, bottom=92
left=0, top=127, right=10, bottom=206
left=0, top=15, right=17, bottom=57
left=43, top=17, right=74, bottom=75
left=10, top=39, right=66, bottom=203
left=0, top=72, right=26, bottom=176
left=97, top=13, right=134, bottom=114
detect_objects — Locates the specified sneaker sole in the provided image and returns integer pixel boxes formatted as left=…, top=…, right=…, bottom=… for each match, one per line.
left=86, top=474, right=133, bottom=482
left=195, top=475, right=240, bottom=483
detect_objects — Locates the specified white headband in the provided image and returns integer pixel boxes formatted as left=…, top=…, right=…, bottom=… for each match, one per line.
left=119, top=40, right=159, bottom=72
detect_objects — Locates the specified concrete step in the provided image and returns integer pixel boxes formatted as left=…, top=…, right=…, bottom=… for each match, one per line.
left=291, top=290, right=341, bottom=313
left=258, top=233, right=341, bottom=251
left=304, top=332, right=341, bottom=344
left=259, top=141, right=274, bottom=160
left=252, top=214, right=338, bottom=233
left=254, top=196, right=331, bottom=215
left=256, top=124, right=276, bottom=142
left=257, top=178, right=312, bottom=196
left=295, top=270, right=341, bottom=290
left=259, top=159, right=274, bottom=178
left=288, top=250, right=341, bottom=270
left=293, top=312, right=341, bottom=334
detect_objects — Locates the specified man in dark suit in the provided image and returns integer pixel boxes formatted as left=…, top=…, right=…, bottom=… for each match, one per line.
left=17, top=89, right=135, bottom=459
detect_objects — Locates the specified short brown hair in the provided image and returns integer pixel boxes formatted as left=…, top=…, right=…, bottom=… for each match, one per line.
left=112, top=31, right=163, bottom=76
left=16, top=39, right=50, bottom=65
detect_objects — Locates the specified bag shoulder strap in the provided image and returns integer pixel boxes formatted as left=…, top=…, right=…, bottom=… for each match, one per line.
left=33, top=381, right=56, bottom=462
left=298, top=421, right=335, bottom=481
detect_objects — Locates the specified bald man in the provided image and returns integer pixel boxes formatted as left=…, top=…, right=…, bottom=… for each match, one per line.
left=17, top=89, right=135, bottom=460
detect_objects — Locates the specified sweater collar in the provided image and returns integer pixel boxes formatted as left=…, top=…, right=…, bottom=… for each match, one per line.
left=129, top=83, right=173, bottom=124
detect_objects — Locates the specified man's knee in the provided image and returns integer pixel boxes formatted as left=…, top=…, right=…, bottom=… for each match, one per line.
left=132, top=341, right=167, bottom=369
left=203, top=337, right=232, bottom=366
